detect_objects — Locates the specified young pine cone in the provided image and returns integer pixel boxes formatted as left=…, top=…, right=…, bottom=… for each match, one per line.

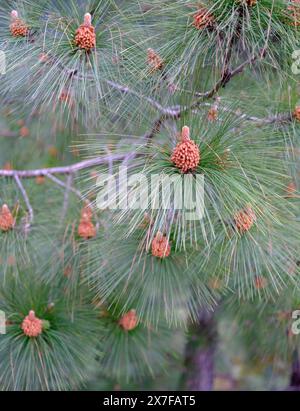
left=78, top=205, right=96, bottom=239
left=208, top=106, right=218, bottom=122
left=10, top=10, right=29, bottom=37
left=75, top=13, right=96, bottom=51
left=119, top=310, right=138, bottom=331
left=21, top=310, right=43, bottom=337
left=233, top=206, right=256, bottom=234
left=151, top=232, right=171, bottom=259
left=254, top=276, right=267, bottom=290
left=171, top=126, right=200, bottom=173
left=285, top=181, right=297, bottom=198
left=193, top=8, right=215, bottom=30
left=147, top=48, right=164, bottom=72
left=0, top=204, right=15, bottom=232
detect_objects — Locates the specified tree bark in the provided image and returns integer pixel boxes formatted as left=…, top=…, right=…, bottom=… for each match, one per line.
left=289, top=350, right=300, bottom=391
left=180, top=309, right=217, bottom=391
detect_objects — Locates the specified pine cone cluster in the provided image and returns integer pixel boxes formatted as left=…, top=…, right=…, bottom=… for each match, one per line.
left=193, top=8, right=215, bottom=30
left=233, top=206, right=256, bottom=233
left=21, top=311, right=43, bottom=337
left=10, top=10, right=29, bottom=37
left=151, top=232, right=171, bottom=259
left=0, top=204, right=15, bottom=232
left=171, top=126, right=200, bottom=173
left=78, top=205, right=96, bottom=239
left=75, top=13, right=96, bottom=51
left=119, top=309, right=138, bottom=331
left=208, top=106, right=218, bottom=122
left=147, top=48, right=164, bottom=72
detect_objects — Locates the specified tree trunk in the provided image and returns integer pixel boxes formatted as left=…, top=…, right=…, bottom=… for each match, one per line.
left=180, top=309, right=217, bottom=391
left=289, top=350, right=300, bottom=391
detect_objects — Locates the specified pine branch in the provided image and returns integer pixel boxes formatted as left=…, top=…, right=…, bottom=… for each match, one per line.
left=61, top=174, right=73, bottom=221
left=197, top=102, right=294, bottom=125
left=0, top=130, right=18, bottom=138
left=47, top=57, right=174, bottom=115
left=0, top=154, right=126, bottom=178
left=14, top=174, right=34, bottom=225
left=46, top=174, right=85, bottom=201
left=194, top=50, right=265, bottom=101
left=143, top=51, right=267, bottom=142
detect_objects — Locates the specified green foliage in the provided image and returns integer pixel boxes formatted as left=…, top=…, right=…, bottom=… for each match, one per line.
left=0, top=0, right=300, bottom=391
left=0, top=272, right=102, bottom=390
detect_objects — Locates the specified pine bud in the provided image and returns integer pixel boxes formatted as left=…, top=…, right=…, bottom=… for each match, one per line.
left=151, top=232, right=171, bottom=259
left=233, top=206, right=256, bottom=234
left=78, top=205, right=96, bottom=239
left=254, top=276, right=267, bottom=290
left=35, top=175, right=45, bottom=185
left=78, top=221, right=96, bottom=240
left=147, top=48, right=164, bottom=72
left=20, top=126, right=29, bottom=137
left=208, top=106, right=218, bottom=121
left=21, top=310, right=43, bottom=337
left=171, top=126, right=200, bottom=173
left=75, top=13, right=96, bottom=51
left=285, top=181, right=297, bottom=198
left=10, top=10, right=29, bottom=37
left=119, top=309, right=138, bottom=331
left=193, top=8, right=215, bottom=30
left=0, top=204, right=15, bottom=232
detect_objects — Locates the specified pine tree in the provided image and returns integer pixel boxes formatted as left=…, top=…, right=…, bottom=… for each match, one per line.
left=0, top=0, right=300, bottom=391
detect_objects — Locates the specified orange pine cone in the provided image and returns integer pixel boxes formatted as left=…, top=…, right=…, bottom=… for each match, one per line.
left=233, top=206, right=256, bottom=234
left=20, top=126, right=29, bottom=137
left=21, top=310, right=43, bottom=337
left=119, top=309, right=138, bottom=331
left=293, top=106, right=300, bottom=121
left=35, top=175, right=45, bottom=185
left=151, top=232, right=171, bottom=259
left=193, top=8, right=215, bottom=30
left=208, top=106, right=218, bottom=121
left=75, top=13, right=96, bottom=51
left=0, top=204, right=15, bottom=232
left=3, top=162, right=13, bottom=171
left=147, top=48, right=164, bottom=72
left=10, top=10, right=29, bottom=37
left=80, top=204, right=93, bottom=220
left=254, top=276, right=267, bottom=290
left=285, top=181, right=297, bottom=198
left=78, top=205, right=96, bottom=239
left=78, top=220, right=96, bottom=239
left=171, top=126, right=200, bottom=173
